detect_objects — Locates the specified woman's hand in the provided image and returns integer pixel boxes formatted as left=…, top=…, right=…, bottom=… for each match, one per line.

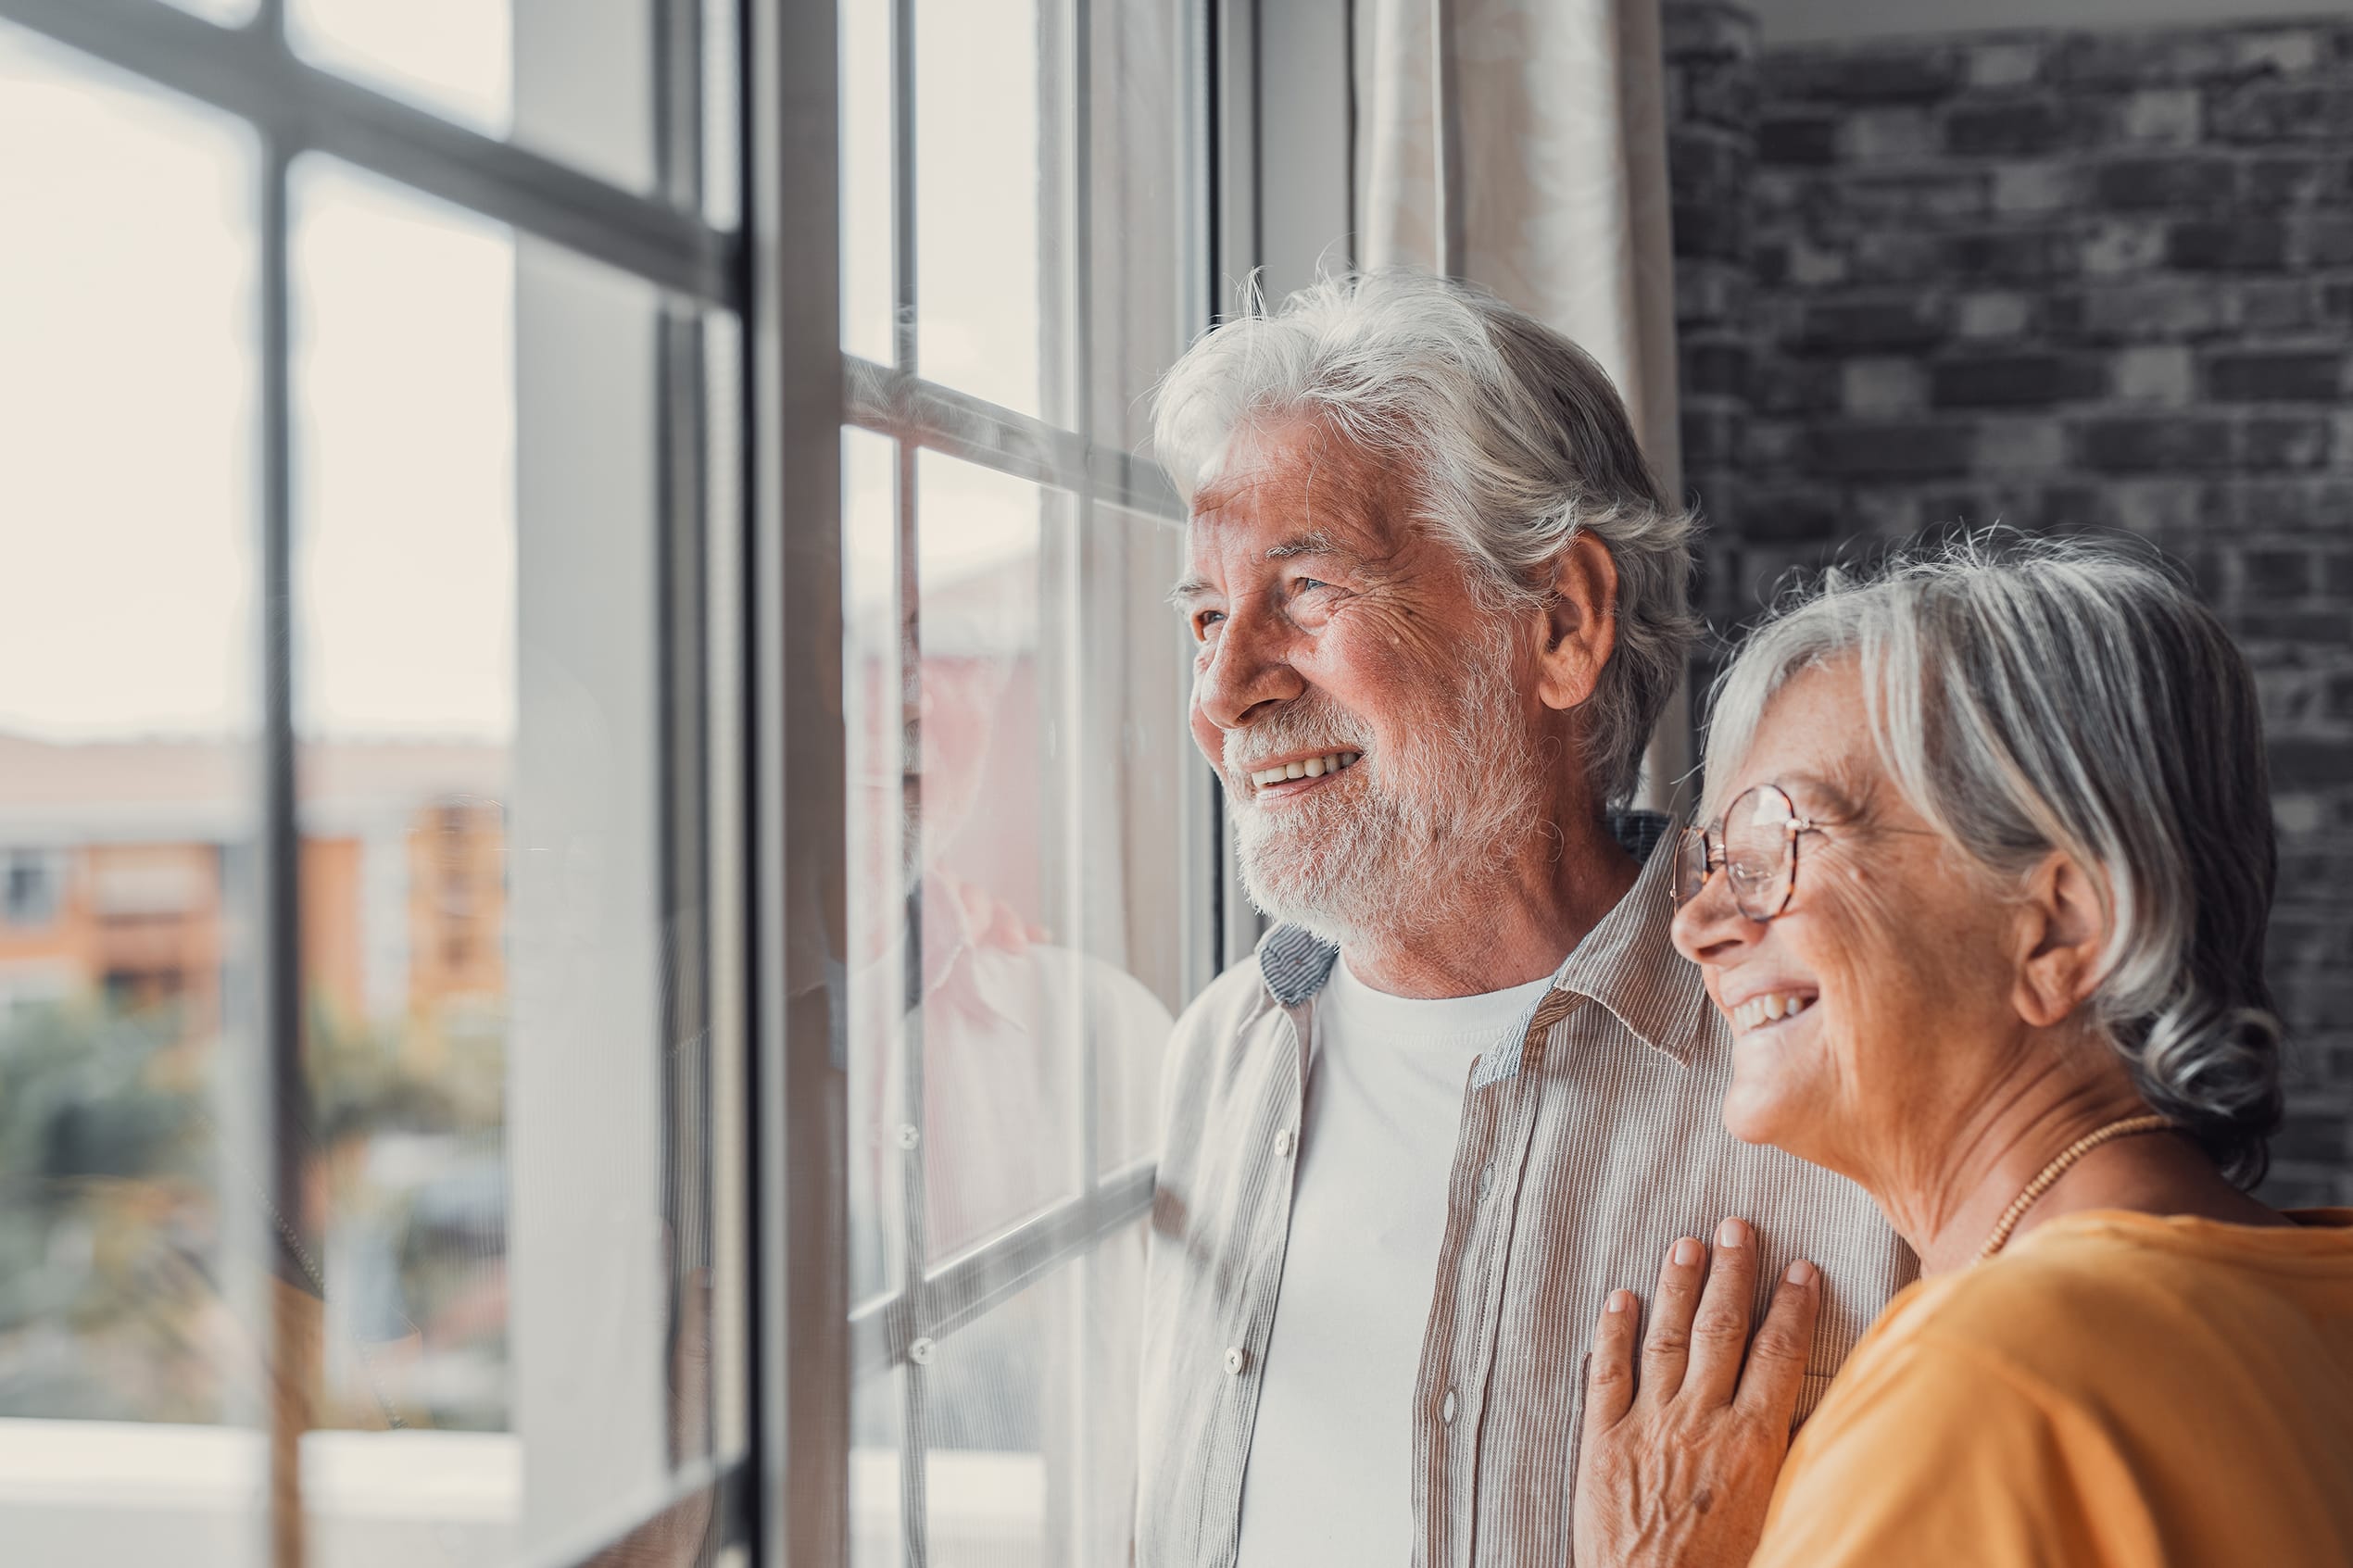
left=1573, top=1218, right=1821, bottom=1568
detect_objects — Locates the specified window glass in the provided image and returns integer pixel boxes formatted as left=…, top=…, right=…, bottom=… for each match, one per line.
left=288, top=0, right=717, bottom=208
left=913, top=0, right=1054, bottom=418
left=0, top=19, right=267, bottom=1561
left=160, top=0, right=263, bottom=24
left=291, top=157, right=729, bottom=1564
left=838, top=0, right=894, bottom=365
left=1086, top=0, right=1195, bottom=452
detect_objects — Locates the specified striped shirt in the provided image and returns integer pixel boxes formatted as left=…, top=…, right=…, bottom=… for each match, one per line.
left=1136, top=815, right=1917, bottom=1568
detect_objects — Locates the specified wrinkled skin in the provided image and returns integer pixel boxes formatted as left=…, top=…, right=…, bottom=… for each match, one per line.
left=1573, top=1221, right=1819, bottom=1568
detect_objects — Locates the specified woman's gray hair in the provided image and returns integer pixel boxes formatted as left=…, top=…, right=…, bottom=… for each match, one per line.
left=1151, top=269, right=1698, bottom=806
left=1703, top=533, right=2283, bottom=1186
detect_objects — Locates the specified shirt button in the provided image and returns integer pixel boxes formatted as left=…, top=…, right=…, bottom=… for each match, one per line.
left=1224, top=1346, right=1247, bottom=1375
left=1274, top=1127, right=1295, bottom=1159
left=1441, top=1388, right=1457, bottom=1424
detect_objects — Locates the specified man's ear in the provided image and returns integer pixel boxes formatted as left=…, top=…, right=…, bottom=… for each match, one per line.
left=1535, top=532, right=1619, bottom=713
left=2011, top=850, right=2112, bottom=1030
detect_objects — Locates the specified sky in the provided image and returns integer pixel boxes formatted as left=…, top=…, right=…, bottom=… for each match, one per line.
left=0, top=1, right=1048, bottom=746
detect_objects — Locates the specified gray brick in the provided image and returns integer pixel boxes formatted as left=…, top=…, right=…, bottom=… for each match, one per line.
left=1972, top=417, right=2070, bottom=473
left=2114, top=345, right=2196, bottom=405
left=1682, top=337, right=1752, bottom=399
left=2056, top=31, right=2233, bottom=87
left=1967, top=39, right=2045, bottom=91
left=2091, top=155, right=2237, bottom=210
left=2082, top=218, right=2171, bottom=277
left=2271, top=738, right=2353, bottom=791
left=2070, top=279, right=2228, bottom=341
left=1946, top=98, right=2064, bottom=157
left=1957, top=291, right=2033, bottom=340
left=1992, top=161, right=2075, bottom=214
left=1850, top=230, right=1943, bottom=283
left=1808, top=421, right=1975, bottom=478
left=2168, top=218, right=2291, bottom=270
left=1949, top=228, right=2076, bottom=282
left=1931, top=352, right=2106, bottom=407
left=1757, top=114, right=1837, bottom=165
left=1843, top=357, right=1928, bottom=413
left=1663, top=0, right=1756, bottom=65
left=2210, top=83, right=2353, bottom=144
left=1841, top=169, right=1990, bottom=221
left=2238, top=280, right=2320, bottom=333
left=2208, top=351, right=2347, bottom=403
left=2077, top=414, right=2239, bottom=472
left=2117, top=86, right=2204, bottom=145
left=2243, top=154, right=2353, bottom=207
left=2242, top=413, right=2334, bottom=469
left=1797, top=296, right=1949, bottom=352
left=1738, top=488, right=1844, bottom=544
left=1764, top=45, right=1964, bottom=104
left=1839, top=107, right=1941, bottom=164
left=2297, top=215, right=2353, bottom=268
left=2232, top=28, right=2327, bottom=79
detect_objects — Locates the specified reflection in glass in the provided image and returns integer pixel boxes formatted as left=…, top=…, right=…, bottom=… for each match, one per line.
left=0, top=19, right=263, bottom=1561
left=846, top=444, right=1177, bottom=1564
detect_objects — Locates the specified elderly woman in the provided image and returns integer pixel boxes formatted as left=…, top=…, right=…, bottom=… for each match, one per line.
left=1570, top=537, right=2353, bottom=1567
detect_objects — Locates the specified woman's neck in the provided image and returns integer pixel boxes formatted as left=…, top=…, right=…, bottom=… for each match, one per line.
left=1873, top=1055, right=2281, bottom=1275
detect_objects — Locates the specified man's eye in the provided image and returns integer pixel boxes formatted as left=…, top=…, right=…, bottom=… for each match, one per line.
left=1292, top=577, right=1330, bottom=595
left=1193, top=609, right=1226, bottom=639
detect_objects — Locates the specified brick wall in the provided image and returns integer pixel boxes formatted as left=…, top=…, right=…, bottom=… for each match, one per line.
left=1664, top=6, right=2353, bottom=1205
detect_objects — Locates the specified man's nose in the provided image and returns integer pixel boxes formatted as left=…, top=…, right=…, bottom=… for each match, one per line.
left=1195, top=607, right=1306, bottom=731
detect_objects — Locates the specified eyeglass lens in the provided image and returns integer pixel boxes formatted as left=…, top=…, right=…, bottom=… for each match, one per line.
left=1674, top=784, right=1799, bottom=921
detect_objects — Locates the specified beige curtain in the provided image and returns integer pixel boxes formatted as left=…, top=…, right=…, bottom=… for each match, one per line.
left=1354, top=0, right=1692, bottom=814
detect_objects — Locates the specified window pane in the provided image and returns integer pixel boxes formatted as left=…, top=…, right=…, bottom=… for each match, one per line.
left=288, top=0, right=724, bottom=209
left=838, top=0, right=893, bottom=365
left=844, top=427, right=904, bottom=1307
left=292, top=157, right=729, bottom=1563
left=0, top=19, right=267, bottom=1562
left=913, top=0, right=1057, bottom=418
left=908, top=452, right=1084, bottom=1260
left=1087, top=0, right=1198, bottom=453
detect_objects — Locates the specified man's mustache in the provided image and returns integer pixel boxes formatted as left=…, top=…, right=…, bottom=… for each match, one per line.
left=1222, top=697, right=1375, bottom=775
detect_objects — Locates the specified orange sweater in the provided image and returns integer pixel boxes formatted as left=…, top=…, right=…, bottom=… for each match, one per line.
left=1753, top=1208, right=2353, bottom=1568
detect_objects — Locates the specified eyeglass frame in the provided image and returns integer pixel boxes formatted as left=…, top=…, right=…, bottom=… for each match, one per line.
left=1673, top=782, right=1830, bottom=923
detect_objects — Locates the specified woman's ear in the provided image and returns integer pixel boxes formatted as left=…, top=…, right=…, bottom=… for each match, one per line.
left=2011, top=850, right=2112, bottom=1030
left=1535, top=532, right=1619, bottom=713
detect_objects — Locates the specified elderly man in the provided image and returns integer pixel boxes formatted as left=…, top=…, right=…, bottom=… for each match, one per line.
left=1135, top=270, right=1915, bottom=1567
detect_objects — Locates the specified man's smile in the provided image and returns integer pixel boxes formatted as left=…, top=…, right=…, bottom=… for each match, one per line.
left=1243, top=747, right=1364, bottom=798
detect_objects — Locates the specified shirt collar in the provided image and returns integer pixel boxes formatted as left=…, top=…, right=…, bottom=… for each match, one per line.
left=1253, top=807, right=1697, bottom=1057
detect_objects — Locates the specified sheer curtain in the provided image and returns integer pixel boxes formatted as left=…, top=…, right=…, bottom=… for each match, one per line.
left=1353, top=0, right=1692, bottom=810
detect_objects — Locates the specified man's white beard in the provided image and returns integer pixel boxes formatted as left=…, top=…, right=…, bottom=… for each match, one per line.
left=1225, top=623, right=1548, bottom=949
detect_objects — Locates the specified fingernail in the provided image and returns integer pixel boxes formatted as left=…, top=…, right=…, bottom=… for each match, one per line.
left=1605, top=1289, right=1631, bottom=1313
left=1673, top=1236, right=1704, bottom=1267
left=1716, top=1217, right=1744, bottom=1249
left=1786, top=1259, right=1817, bottom=1286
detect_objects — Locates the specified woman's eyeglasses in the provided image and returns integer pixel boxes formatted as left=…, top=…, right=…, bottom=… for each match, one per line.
left=1673, top=783, right=1828, bottom=922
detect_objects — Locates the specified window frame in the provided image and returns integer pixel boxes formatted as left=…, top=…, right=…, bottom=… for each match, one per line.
left=0, top=0, right=1252, bottom=1562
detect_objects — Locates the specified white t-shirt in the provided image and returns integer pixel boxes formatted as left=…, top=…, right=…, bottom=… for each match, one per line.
left=1233, top=954, right=1556, bottom=1566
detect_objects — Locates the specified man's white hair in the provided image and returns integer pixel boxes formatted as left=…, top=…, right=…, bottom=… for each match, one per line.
left=1151, top=269, right=1698, bottom=806
left=1702, top=533, right=2284, bottom=1186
